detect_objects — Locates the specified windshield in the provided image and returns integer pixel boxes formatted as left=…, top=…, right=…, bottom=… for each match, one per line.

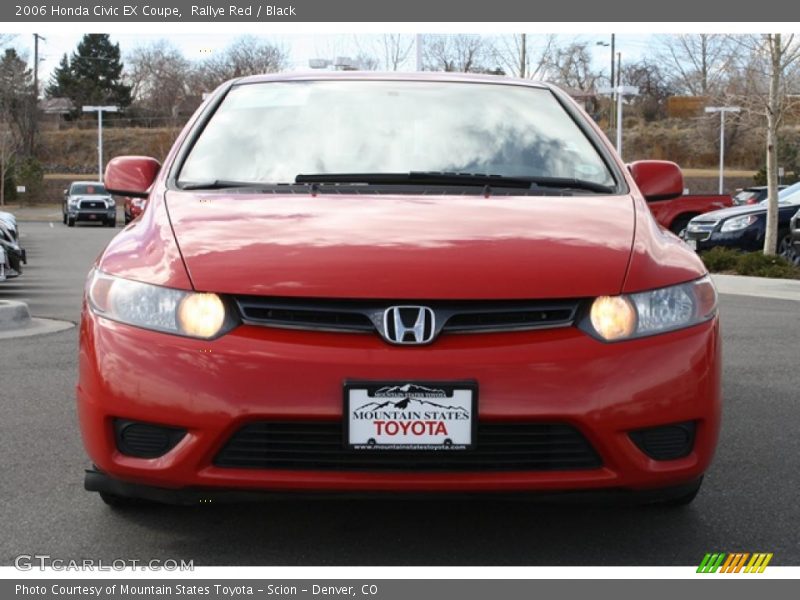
left=178, top=80, right=616, bottom=190
left=71, top=183, right=106, bottom=195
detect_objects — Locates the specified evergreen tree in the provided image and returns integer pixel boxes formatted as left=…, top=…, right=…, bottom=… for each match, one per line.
left=0, top=48, right=36, bottom=156
left=45, top=53, right=75, bottom=99
left=45, top=35, right=131, bottom=115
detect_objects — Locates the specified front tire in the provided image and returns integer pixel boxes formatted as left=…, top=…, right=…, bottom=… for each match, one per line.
left=656, top=477, right=703, bottom=507
left=107, top=218, right=116, bottom=228
left=99, top=492, right=152, bottom=509
left=669, top=214, right=697, bottom=236
left=778, top=233, right=795, bottom=261
left=67, top=217, right=75, bottom=227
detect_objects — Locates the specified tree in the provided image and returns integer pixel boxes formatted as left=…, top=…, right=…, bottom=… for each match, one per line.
left=380, top=34, right=414, bottom=71
left=620, top=59, right=674, bottom=121
left=545, top=43, right=599, bottom=92
left=127, top=41, right=191, bottom=121
left=0, top=48, right=36, bottom=162
left=46, top=34, right=132, bottom=115
left=656, top=34, right=735, bottom=96
left=189, top=36, right=288, bottom=93
left=422, top=35, right=490, bottom=73
left=760, top=34, right=800, bottom=255
left=490, top=33, right=555, bottom=79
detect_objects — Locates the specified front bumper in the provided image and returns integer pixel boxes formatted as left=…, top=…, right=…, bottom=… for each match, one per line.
left=69, top=208, right=116, bottom=222
left=77, top=309, right=722, bottom=496
left=684, top=228, right=762, bottom=252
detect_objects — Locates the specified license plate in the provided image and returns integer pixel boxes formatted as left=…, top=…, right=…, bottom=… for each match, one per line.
left=88, top=214, right=96, bottom=220
left=345, top=381, right=477, bottom=450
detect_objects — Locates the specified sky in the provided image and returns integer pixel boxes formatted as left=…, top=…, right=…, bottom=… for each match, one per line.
left=4, top=32, right=655, bottom=84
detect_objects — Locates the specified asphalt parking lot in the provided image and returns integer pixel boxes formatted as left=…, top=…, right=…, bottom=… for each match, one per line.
left=1, top=220, right=798, bottom=566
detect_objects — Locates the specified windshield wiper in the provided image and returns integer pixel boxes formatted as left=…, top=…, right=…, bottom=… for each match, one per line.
left=178, top=180, right=275, bottom=191
left=295, top=172, right=615, bottom=194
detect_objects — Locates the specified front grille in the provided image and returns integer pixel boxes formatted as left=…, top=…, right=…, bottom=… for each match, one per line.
left=685, top=222, right=717, bottom=242
left=79, top=200, right=105, bottom=209
left=214, top=421, right=602, bottom=471
left=235, top=297, right=581, bottom=337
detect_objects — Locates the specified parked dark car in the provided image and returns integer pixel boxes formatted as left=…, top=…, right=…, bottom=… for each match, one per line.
left=732, top=185, right=787, bottom=206
left=62, top=181, right=117, bottom=227
left=789, top=208, right=800, bottom=265
left=0, top=219, right=25, bottom=280
left=684, top=189, right=800, bottom=256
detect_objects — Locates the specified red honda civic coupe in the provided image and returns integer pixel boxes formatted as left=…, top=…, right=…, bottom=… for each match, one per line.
left=78, top=73, right=721, bottom=507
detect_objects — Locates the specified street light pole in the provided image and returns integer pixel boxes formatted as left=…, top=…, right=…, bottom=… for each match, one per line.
left=705, top=106, right=741, bottom=194
left=597, top=84, right=639, bottom=158
left=82, top=105, right=119, bottom=181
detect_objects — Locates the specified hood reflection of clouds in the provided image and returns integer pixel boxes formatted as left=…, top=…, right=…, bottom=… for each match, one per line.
left=180, top=81, right=613, bottom=186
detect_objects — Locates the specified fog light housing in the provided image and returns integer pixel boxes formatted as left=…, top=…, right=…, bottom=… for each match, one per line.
left=629, top=421, right=696, bottom=461
left=114, top=419, right=186, bottom=458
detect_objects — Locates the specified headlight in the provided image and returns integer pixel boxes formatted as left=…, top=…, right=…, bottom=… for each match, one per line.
left=584, top=276, right=717, bottom=342
left=87, top=270, right=236, bottom=339
left=68, top=198, right=80, bottom=207
left=720, top=214, right=758, bottom=232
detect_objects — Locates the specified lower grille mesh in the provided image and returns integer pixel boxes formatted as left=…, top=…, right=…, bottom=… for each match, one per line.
left=214, top=421, right=602, bottom=471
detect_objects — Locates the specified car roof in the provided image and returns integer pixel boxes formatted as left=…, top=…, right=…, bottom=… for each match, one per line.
left=233, top=70, right=552, bottom=90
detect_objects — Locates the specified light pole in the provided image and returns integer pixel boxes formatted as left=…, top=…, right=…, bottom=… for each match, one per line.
left=82, top=105, right=119, bottom=182
left=596, top=34, right=614, bottom=128
left=705, top=106, right=741, bottom=194
left=597, top=85, right=639, bottom=158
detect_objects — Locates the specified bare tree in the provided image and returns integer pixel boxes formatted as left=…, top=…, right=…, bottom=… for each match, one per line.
left=545, top=43, right=599, bottom=92
left=126, top=40, right=191, bottom=121
left=754, top=35, right=800, bottom=255
left=656, top=34, right=736, bottom=96
left=380, top=34, right=414, bottom=71
left=620, top=59, right=674, bottom=121
left=423, top=35, right=490, bottom=73
left=726, top=35, right=800, bottom=255
left=490, top=34, right=556, bottom=79
left=189, top=36, right=288, bottom=93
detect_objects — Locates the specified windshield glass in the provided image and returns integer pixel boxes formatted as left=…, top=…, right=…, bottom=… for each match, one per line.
left=71, top=183, right=106, bottom=195
left=178, top=80, right=616, bottom=189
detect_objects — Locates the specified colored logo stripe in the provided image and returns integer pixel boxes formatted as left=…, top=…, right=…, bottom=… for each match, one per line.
left=697, top=553, right=773, bottom=573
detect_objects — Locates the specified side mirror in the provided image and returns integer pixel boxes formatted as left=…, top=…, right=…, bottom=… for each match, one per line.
left=628, top=160, right=683, bottom=202
left=63, top=189, right=68, bottom=197
left=104, top=156, right=161, bottom=199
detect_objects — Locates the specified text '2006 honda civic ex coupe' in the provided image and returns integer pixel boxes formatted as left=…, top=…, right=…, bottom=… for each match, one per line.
left=78, top=72, right=721, bottom=507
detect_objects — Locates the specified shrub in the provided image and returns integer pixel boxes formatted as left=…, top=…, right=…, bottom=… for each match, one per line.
left=735, top=252, right=800, bottom=279
left=700, top=247, right=740, bottom=272
left=700, top=247, right=800, bottom=279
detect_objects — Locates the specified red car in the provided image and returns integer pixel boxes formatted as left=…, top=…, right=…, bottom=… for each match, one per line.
left=122, top=196, right=148, bottom=224
left=78, top=73, right=721, bottom=507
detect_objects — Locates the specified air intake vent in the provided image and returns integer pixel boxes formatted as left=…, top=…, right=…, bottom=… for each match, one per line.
left=214, top=421, right=602, bottom=471
left=629, top=421, right=696, bottom=461
left=114, top=419, right=186, bottom=459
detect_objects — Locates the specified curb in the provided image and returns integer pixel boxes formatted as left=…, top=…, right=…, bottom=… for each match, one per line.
left=0, top=300, right=75, bottom=339
left=711, top=273, right=800, bottom=303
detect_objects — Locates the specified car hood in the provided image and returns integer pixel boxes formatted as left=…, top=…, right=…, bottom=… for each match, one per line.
left=694, top=201, right=800, bottom=221
left=166, top=192, right=636, bottom=299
